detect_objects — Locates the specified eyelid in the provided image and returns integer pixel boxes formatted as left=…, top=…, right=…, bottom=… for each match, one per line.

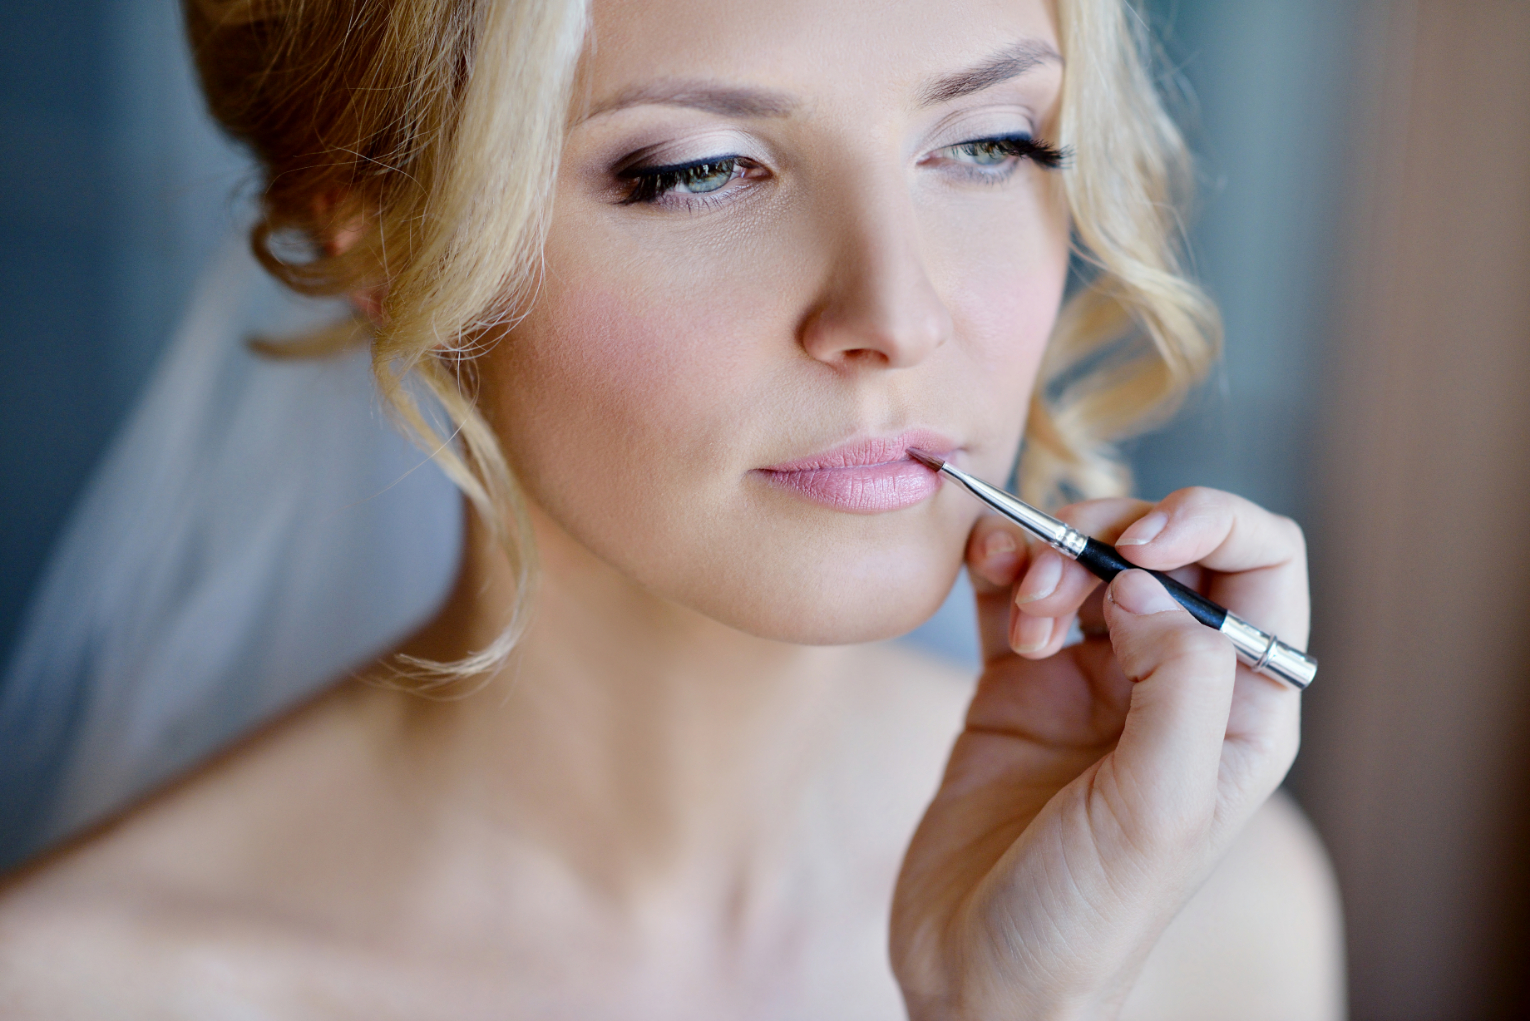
left=609, top=128, right=770, bottom=176
left=923, top=105, right=1041, bottom=151
left=938, top=132, right=1041, bottom=153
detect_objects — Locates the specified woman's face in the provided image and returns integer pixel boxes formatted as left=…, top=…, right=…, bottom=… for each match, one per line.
left=485, top=0, right=1069, bottom=643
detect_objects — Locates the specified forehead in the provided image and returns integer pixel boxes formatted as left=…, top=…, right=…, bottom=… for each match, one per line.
left=580, top=0, right=1060, bottom=110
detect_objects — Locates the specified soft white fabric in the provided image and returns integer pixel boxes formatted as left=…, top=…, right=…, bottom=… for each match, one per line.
left=0, top=235, right=462, bottom=858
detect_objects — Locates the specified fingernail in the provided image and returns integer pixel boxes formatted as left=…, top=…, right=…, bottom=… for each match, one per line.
left=1110, top=569, right=1181, bottom=615
left=1012, top=613, right=1053, bottom=654
left=984, top=529, right=1017, bottom=561
left=1016, top=548, right=1064, bottom=604
left=981, top=530, right=1020, bottom=579
left=1117, top=511, right=1168, bottom=546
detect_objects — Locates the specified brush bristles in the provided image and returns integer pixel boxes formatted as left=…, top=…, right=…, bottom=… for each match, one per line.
left=906, top=448, right=945, bottom=471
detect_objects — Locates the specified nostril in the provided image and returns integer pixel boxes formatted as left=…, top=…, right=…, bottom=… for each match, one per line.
left=841, top=347, right=893, bottom=366
left=796, top=223, right=953, bottom=368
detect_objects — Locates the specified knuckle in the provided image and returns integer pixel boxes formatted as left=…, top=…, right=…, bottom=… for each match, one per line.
left=1133, top=801, right=1216, bottom=859
left=1159, top=627, right=1236, bottom=669
left=1168, top=485, right=1223, bottom=514
left=1245, top=721, right=1300, bottom=772
left=1274, top=513, right=1307, bottom=553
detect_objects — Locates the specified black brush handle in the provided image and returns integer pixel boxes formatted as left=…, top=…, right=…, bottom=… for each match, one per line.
left=1076, top=538, right=1227, bottom=631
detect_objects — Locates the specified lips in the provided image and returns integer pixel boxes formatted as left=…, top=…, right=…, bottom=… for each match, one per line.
left=754, top=431, right=954, bottom=514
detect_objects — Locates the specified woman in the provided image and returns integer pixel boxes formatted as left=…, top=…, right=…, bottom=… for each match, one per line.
left=0, top=0, right=1343, bottom=1015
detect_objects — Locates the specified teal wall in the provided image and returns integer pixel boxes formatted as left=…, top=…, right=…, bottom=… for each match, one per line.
left=0, top=0, right=248, bottom=667
left=1131, top=0, right=1362, bottom=518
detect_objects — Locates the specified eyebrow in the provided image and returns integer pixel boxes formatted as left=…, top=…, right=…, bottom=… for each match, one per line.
left=581, top=81, right=799, bottom=122
left=917, top=39, right=1063, bottom=106
left=577, top=38, right=1061, bottom=125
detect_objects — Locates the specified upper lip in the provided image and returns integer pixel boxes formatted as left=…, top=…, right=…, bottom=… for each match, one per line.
left=759, top=430, right=957, bottom=472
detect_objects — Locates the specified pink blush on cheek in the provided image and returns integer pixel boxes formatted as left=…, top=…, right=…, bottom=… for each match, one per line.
left=950, top=272, right=1065, bottom=387
left=513, top=282, right=765, bottom=467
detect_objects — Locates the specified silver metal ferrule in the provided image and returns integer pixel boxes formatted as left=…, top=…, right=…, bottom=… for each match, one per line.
left=937, top=462, right=1088, bottom=558
left=1219, top=612, right=1318, bottom=689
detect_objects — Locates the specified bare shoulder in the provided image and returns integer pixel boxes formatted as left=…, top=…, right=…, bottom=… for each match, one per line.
left=0, top=683, right=387, bottom=1018
left=1122, top=790, right=1347, bottom=1021
left=0, top=879, right=306, bottom=1021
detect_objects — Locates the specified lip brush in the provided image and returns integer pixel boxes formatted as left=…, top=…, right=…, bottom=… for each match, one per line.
left=906, top=449, right=1316, bottom=690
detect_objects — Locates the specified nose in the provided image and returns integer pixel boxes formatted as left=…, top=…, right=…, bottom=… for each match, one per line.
left=798, top=184, right=953, bottom=370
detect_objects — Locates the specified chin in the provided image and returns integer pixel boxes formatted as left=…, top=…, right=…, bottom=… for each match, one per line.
left=667, top=530, right=969, bottom=647
left=525, top=459, right=984, bottom=649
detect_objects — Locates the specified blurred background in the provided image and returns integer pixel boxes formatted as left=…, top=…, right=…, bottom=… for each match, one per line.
left=2, top=0, right=1528, bottom=1016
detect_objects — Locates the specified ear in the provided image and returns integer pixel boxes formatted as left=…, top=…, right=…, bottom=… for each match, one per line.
left=313, top=190, right=389, bottom=327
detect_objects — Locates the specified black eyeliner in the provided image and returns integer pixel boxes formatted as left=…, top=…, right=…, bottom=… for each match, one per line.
left=617, top=155, right=743, bottom=205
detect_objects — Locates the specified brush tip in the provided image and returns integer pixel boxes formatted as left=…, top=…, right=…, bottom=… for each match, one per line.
left=906, top=447, right=945, bottom=471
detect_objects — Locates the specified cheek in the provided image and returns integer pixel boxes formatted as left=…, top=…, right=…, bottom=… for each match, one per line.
left=954, top=258, right=1065, bottom=379
left=483, top=249, right=794, bottom=597
left=932, top=196, right=1071, bottom=468
left=496, top=276, right=761, bottom=473
left=931, top=175, right=1069, bottom=357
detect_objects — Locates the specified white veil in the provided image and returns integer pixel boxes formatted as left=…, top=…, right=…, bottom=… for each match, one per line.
left=0, top=234, right=462, bottom=863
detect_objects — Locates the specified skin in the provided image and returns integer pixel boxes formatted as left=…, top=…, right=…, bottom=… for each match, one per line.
left=0, top=0, right=1345, bottom=1016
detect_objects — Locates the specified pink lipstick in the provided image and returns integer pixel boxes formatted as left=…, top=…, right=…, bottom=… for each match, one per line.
left=755, top=432, right=955, bottom=514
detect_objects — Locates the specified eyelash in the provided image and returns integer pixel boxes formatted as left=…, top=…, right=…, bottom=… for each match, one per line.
left=616, top=134, right=1069, bottom=207
left=618, top=158, right=753, bottom=206
left=936, top=134, right=1069, bottom=172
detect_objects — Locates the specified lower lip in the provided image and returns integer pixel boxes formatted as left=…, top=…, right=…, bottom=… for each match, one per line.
left=754, top=459, right=941, bottom=514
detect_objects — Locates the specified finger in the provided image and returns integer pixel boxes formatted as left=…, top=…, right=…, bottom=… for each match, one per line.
left=966, top=514, right=1028, bottom=595
left=1007, top=499, right=1156, bottom=655
left=967, top=528, right=1082, bottom=662
left=1056, top=497, right=1156, bottom=544
left=1113, top=487, right=1309, bottom=646
left=1222, top=664, right=1302, bottom=803
left=1000, top=547, right=1076, bottom=659
left=1009, top=611, right=1060, bottom=658
left=1013, top=547, right=1099, bottom=620
left=1077, top=584, right=1108, bottom=636
left=1114, top=487, right=1302, bottom=573
left=966, top=515, right=1033, bottom=664
left=1100, top=570, right=1238, bottom=835
left=1011, top=498, right=1153, bottom=620
left=1012, top=610, right=1097, bottom=661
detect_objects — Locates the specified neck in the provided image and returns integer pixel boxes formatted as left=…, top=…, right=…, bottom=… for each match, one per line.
left=376, top=502, right=859, bottom=912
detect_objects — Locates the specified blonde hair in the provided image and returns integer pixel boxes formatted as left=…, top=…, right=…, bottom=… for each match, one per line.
left=185, top=0, right=1216, bottom=683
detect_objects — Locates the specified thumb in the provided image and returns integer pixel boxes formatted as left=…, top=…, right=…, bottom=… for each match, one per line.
left=1102, top=570, right=1237, bottom=829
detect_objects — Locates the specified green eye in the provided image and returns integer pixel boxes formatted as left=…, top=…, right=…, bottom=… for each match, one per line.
left=949, top=141, right=1014, bottom=166
left=622, top=157, right=744, bottom=204
left=672, top=160, right=737, bottom=193
left=936, top=136, right=1068, bottom=172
